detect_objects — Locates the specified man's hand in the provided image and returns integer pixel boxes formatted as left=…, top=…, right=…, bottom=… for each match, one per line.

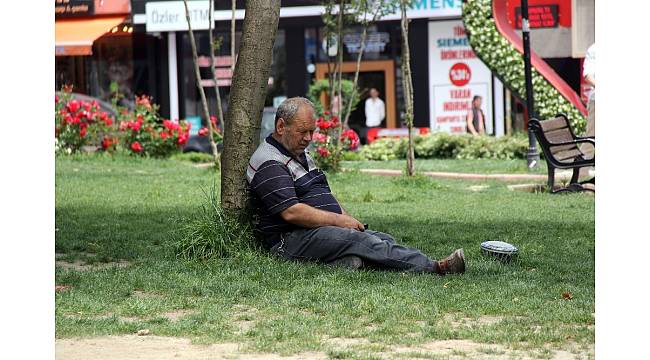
left=336, top=213, right=365, bottom=231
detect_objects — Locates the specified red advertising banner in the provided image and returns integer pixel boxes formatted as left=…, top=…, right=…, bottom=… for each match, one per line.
left=514, top=5, right=559, bottom=29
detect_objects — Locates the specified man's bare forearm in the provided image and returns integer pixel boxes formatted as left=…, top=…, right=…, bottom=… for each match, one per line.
left=280, top=203, right=363, bottom=231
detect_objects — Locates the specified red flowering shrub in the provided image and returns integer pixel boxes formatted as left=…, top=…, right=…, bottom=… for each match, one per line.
left=197, top=115, right=224, bottom=144
left=311, top=111, right=360, bottom=172
left=117, top=95, right=191, bottom=157
left=55, top=87, right=116, bottom=154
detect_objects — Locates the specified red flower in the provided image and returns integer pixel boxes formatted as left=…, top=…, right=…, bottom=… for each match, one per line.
left=316, top=147, right=330, bottom=157
left=316, top=118, right=332, bottom=130
left=136, top=95, right=152, bottom=109
left=176, top=134, right=188, bottom=145
left=79, top=127, right=87, bottom=138
left=63, top=114, right=73, bottom=125
left=55, top=95, right=59, bottom=103
left=131, top=121, right=142, bottom=131
left=66, top=100, right=81, bottom=113
left=131, top=141, right=143, bottom=152
left=83, top=102, right=92, bottom=112
left=119, top=121, right=129, bottom=131
left=163, top=119, right=179, bottom=131
left=160, top=131, right=169, bottom=139
left=324, top=111, right=330, bottom=116
left=210, top=116, right=217, bottom=127
left=312, top=132, right=327, bottom=143
left=101, top=137, right=113, bottom=149
left=136, top=114, right=144, bottom=123
left=341, top=129, right=360, bottom=150
left=198, top=127, right=209, bottom=136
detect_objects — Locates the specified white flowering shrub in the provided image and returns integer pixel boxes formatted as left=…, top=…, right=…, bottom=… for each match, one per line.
left=462, top=0, right=586, bottom=133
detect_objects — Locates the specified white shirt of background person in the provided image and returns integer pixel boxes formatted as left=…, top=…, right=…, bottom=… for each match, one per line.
left=365, top=88, right=385, bottom=127
left=583, top=43, right=595, bottom=101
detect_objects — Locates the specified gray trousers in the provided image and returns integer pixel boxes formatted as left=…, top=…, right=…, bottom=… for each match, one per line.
left=270, top=226, right=438, bottom=273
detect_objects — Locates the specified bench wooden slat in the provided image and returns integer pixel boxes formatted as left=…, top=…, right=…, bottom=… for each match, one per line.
left=539, top=117, right=570, bottom=132
left=546, top=128, right=575, bottom=144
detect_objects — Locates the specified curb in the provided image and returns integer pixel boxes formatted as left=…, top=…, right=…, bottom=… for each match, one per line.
left=348, top=168, right=573, bottom=182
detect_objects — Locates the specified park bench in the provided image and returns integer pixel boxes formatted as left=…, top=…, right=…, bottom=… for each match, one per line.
left=529, top=114, right=595, bottom=193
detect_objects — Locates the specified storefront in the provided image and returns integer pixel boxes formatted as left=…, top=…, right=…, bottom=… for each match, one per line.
left=55, top=0, right=134, bottom=105
left=129, top=1, right=516, bottom=137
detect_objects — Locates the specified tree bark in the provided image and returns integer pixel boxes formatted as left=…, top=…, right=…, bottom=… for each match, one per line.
left=207, top=0, right=223, bottom=167
left=400, top=0, right=415, bottom=176
left=183, top=0, right=219, bottom=163
left=221, top=0, right=281, bottom=218
left=231, top=0, right=236, bottom=71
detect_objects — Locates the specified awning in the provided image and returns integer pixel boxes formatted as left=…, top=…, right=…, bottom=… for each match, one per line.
left=55, top=16, right=126, bottom=56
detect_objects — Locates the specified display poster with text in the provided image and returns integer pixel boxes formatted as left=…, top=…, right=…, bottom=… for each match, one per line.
left=428, top=21, right=493, bottom=134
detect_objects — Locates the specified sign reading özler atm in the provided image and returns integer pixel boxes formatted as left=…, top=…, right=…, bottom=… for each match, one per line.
left=428, top=20, right=493, bottom=134
left=145, top=1, right=211, bottom=32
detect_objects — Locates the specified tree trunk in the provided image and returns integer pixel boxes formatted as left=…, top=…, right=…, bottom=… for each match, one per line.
left=342, top=26, right=367, bottom=129
left=400, top=0, right=415, bottom=176
left=221, top=0, right=281, bottom=218
left=231, top=0, right=236, bottom=72
left=334, top=0, right=345, bottom=160
left=183, top=0, right=219, bottom=163
left=206, top=0, right=222, bottom=167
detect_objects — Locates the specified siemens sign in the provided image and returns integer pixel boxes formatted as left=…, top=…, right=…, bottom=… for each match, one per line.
left=380, top=0, right=461, bottom=20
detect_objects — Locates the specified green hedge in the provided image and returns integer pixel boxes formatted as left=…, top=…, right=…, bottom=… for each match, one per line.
left=359, top=133, right=529, bottom=161
left=462, top=0, right=586, bottom=133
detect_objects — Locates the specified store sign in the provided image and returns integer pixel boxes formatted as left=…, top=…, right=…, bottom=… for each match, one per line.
left=145, top=1, right=211, bottom=32
left=380, top=0, right=462, bottom=21
left=343, top=32, right=390, bottom=54
left=55, top=0, right=94, bottom=18
left=514, top=5, right=559, bottom=29
left=428, top=21, right=493, bottom=134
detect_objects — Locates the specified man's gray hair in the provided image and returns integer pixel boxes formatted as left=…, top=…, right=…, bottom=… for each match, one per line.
left=275, top=97, right=315, bottom=127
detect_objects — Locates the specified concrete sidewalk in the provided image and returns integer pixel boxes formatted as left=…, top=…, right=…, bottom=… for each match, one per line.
left=349, top=168, right=575, bottom=182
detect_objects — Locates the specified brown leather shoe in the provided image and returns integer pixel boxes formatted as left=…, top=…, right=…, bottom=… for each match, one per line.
left=438, top=249, right=466, bottom=274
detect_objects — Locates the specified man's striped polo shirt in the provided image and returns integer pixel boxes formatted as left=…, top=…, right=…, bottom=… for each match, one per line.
left=247, top=135, right=342, bottom=248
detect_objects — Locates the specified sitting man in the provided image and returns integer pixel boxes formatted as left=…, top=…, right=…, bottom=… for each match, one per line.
left=246, top=97, right=465, bottom=274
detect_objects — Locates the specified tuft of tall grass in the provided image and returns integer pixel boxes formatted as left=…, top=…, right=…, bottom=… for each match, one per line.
left=171, top=183, right=259, bottom=260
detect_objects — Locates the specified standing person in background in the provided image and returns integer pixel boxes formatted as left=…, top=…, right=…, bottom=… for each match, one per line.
left=365, top=88, right=385, bottom=128
left=466, top=95, right=485, bottom=136
left=363, top=88, right=385, bottom=144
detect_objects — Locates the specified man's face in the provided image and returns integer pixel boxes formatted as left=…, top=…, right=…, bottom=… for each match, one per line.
left=276, top=106, right=316, bottom=157
left=473, top=97, right=482, bottom=108
left=370, top=89, right=379, bottom=98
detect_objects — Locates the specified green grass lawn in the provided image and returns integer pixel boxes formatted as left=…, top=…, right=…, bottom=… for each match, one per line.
left=56, top=154, right=594, bottom=358
left=342, top=158, right=548, bottom=174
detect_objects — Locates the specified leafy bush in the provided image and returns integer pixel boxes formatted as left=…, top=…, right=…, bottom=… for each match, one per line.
left=340, top=150, right=364, bottom=161
left=462, top=0, right=586, bottom=133
left=310, top=111, right=360, bottom=172
left=171, top=184, right=258, bottom=260
left=55, top=87, right=116, bottom=154
left=359, top=137, right=406, bottom=161
left=170, top=152, right=215, bottom=163
left=414, top=132, right=470, bottom=158
left=117, top=95, right=191, bottom=157
left=359, top=133, right=529, bottom=160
